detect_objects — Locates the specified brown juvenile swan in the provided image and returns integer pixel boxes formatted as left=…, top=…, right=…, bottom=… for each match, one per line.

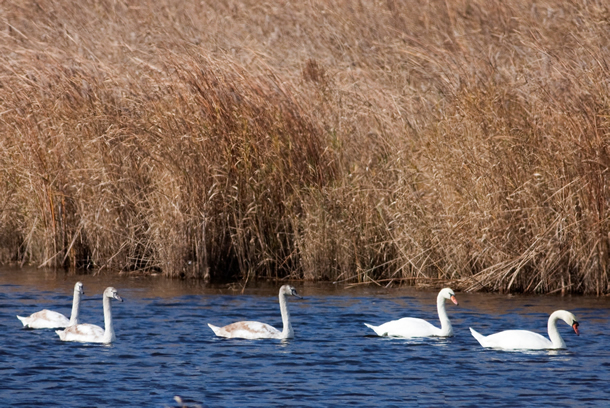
left=17, top=282, right=84, bottom=329
left=56, top=287, right=122, bottom=344
left=208, top=285, right=301, bottom=340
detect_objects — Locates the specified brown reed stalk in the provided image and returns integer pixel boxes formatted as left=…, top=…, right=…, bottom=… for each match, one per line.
left=0, top=0, right=609, bottom=293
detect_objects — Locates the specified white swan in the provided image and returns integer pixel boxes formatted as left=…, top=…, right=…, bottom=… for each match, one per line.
left=208, top=285, right=301, bottom=340
left=56, top=287, right=122, bottom=344
left=469, top=310, right=579, bottom=350
left=17, top=282, right=84, bottom=329
left=364, top=288, right=458, bottom=338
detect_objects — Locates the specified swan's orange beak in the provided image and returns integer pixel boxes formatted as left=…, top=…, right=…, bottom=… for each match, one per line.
left=450, top=295, right=458, bottom=305
left=572, top=322, right=579, bottom=336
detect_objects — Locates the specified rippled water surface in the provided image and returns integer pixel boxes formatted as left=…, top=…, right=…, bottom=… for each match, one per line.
left=1, top=267, right=609, bottom=407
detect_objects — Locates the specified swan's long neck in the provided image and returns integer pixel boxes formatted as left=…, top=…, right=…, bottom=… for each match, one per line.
left=437, top=294, right=453, bottom=336
left=102, top=295, right=116, bottom=343
left=68, top=288, right=82, bottom=326
left=279, top=292, right=293, bottom=339
left=547, top=311, right=567, bottom=349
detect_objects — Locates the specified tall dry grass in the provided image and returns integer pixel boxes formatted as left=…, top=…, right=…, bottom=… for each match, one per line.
left=1, top=0, right=609, bottom=293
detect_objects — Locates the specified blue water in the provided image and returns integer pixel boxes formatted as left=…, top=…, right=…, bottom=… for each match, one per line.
left=1, top=268, right=609, bottom=407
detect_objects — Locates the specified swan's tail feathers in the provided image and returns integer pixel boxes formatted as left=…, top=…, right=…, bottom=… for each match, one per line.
left=364, top=323, right=388, bottom=337
left=469, top=327, right=486, bottom=346
left=16, top=315, right=28, bottom=327
left=55, top=329, right=66, bottom=341
left=208, top=323, right=221, bottom=335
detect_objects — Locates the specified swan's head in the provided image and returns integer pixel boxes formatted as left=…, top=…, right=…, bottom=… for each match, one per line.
left=280, top=285, right=302, bottom=299
left=74, top=282, right=84, bottom=295
left=439, top=288, right=458, bottom=305
left=104, top=287, right=123, bottom=302
left=560, top=310, right=579, bottom=336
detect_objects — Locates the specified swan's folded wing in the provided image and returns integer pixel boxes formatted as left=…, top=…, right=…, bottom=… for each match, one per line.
left=480, top=330, right=553, bottom=350
left=215, top=321, right=281, bottom=339
left=18, top=310, right=70, bottom=329
left=376, top=317, right=441, bottom=338
left=57, top=323, right=104, bottom=342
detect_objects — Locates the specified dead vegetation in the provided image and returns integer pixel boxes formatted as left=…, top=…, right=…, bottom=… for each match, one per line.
left=1, top=0, right=609, bottom=293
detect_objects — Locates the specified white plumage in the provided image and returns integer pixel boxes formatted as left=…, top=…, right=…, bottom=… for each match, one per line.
left=470, top=310, right=579, bottom=350
left=208, top=285, right=301, bottom=340
left=56, top=287, right=122, bottom=344
left=17, top=282, right=84, bottom=329
left=364, top=288, right=458, bottom=338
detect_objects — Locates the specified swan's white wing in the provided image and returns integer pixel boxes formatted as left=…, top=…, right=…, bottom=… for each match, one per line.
left=475, top=329, right=553, bottom=350
left=56, top=323, right=105, bottom=343
left=371, top=317, right=442, bottom=338
left=210, top=321, right=281, bottom=339
left=17, top=310, right=70, bottom=329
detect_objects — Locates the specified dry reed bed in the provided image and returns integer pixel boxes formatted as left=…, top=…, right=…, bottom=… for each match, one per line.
left=0, top=0, right=609, bottom=293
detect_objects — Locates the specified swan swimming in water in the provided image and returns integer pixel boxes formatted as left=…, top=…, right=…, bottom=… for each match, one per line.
left=56, top=287, right=122, bottom=344
left=469, top=310, right=579, bottom=350
left=208, top=285, right=301, bottom=340
left=364, top=288, right=458, bottom=338
left=17, top=282, right=84, bottom=329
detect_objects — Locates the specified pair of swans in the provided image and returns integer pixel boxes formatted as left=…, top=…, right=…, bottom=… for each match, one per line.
left=364, top=287, right=579, bottom=350
left=56, top=287, right=123, bottom=344
left=208, top=285, right=454, bottom=341
left=18, top=283, right=123, bottom=344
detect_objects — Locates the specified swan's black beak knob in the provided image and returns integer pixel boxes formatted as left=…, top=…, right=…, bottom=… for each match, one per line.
left=291, top=288, right=303, bottom=299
